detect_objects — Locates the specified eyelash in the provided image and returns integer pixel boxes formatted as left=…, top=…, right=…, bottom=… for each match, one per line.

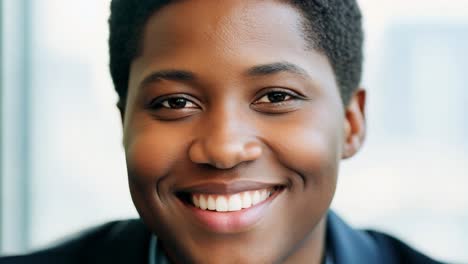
left=147, top=89, right=302, bottom=110
left=147, top=94, right=198, bottom=110
left=254, top=89, right=301, bottom=105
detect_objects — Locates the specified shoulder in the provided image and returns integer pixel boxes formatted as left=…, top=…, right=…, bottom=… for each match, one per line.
left=0, top=219, right=152, bottom=264
left=327, top=211, right=447, bottom=264
left=365, top=230, right=445, bottom=264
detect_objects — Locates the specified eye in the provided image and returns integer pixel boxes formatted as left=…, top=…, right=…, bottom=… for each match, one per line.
left=145, top=94, right=201, bottom=121
left=149, top=95, right=199, bottom=110
left=161, top=97, right=197, bottom=109
left=255, top=91, right=294, bottom=104
left=251, top=88, right=307, bottom=114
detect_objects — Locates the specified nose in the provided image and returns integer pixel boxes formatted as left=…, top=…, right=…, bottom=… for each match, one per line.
left=188, top=111, right=263, bottom=169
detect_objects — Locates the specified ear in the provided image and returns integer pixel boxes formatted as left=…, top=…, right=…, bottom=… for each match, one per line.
left=342, top=89, right=366, bottom=159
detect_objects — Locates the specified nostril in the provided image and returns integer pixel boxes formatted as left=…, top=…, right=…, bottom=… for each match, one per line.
left=188, top=137, right=262, bottom=169
left=213, top=160, right=238, bottom=170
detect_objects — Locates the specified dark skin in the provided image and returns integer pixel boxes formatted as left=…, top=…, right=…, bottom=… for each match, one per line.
left=121, top=0, right=365, bottom=263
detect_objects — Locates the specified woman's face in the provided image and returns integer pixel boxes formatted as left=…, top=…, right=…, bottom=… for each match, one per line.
left=123, top=0, right=363, bottom=263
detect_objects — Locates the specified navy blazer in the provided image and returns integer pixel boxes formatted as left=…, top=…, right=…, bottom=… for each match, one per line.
left=0, top=211, right=446, bottom=263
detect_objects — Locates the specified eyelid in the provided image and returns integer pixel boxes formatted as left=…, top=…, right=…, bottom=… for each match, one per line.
left=161, top=99, right=197, bottom=108
left=253, top=87, right=305, bottom=103
left=146, top=93, right=201, bottom=109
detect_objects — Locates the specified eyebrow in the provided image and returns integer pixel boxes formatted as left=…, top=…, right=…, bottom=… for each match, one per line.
left=139, top=61, right=310, bottom=89
left=139, top=70, right=195, bottom=89
left=245, top=61, right=310, bottom=78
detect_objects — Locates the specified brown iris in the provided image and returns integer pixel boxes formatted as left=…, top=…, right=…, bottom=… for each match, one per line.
left=168, top=98, right=188, bottom=109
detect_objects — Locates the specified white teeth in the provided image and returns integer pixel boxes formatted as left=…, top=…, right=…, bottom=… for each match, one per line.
left=242, top=192, right=252, bottom=208
left=228, top=194, right=242, bottom=211
left=263, top=190, right=271, bottom=200
left=215, top=196, right=228, bottom=212
left=252, top=191, right=261, bottom=205
left=192, top=188, right=275, bottom=212
left=193, top=195, right=199, bottom=207
left=207, top=196, right=216, bottom=210
left=199, top=195, right=207, bottom=210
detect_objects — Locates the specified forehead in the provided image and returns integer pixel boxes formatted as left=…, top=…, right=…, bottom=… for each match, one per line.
left=129, top=0, right=337, bottom=95
left=139, top=0, right=308, bottom=62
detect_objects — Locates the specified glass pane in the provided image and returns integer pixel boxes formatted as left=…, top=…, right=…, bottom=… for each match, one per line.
left=27, top=0, right=137, bottom=249
left=333, top=1, right=468, bottom=263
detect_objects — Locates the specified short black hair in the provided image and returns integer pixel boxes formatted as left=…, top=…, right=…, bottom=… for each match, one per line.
left=109, top=0, right=363, bottom=106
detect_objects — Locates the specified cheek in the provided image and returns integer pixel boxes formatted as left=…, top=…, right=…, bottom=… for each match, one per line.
left=124, top=121, right=190, bottom=223
left=255, top=109, right=343, bottom=256
left=124, top=113, right=187, bottom=175
left=124, top=120, right=188, bottom=194
left=126, top=133, right=176, bottom=181
left=267, top=109, right=344, bottom=188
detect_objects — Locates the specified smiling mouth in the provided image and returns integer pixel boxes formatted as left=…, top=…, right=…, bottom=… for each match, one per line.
left=176, top=185, right=285, bottom=212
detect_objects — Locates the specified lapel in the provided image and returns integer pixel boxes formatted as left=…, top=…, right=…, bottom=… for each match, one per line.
left=88, top=219, right=152, bottom=264
left=88, top=212, right=439, bottom=264
left=327, top=211, right=390, bottom=264
left=96, top=213, right=387, bottom=263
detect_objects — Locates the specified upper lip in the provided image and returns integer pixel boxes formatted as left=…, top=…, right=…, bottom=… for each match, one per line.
left=175, top=181, right=283, bottom=195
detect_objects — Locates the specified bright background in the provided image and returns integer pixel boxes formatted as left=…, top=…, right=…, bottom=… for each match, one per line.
left=1, top=0, right=467, bottom=263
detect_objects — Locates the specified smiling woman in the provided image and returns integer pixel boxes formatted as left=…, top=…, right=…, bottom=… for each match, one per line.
left=119, top=3, right=361, bottom=263
left=1, top=0, right=467, bottom=263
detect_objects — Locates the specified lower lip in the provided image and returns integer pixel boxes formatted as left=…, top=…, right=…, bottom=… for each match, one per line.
left=179, top=191, right=282, bottom=233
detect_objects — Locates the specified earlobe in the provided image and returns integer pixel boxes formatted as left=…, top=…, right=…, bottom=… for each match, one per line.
left=342, top=89, right=366, bottom=159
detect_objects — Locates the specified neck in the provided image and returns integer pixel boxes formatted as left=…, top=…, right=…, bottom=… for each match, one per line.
left=160, top=215, right=328, bottom=264
left=282, top=215, right=327, bottom=264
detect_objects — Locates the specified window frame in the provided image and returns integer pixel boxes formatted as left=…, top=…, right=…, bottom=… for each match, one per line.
left=1, top=0, right=33, bottom=254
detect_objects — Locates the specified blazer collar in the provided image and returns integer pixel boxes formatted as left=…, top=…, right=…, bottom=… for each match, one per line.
left=327, top=211, right=381, bottom=263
